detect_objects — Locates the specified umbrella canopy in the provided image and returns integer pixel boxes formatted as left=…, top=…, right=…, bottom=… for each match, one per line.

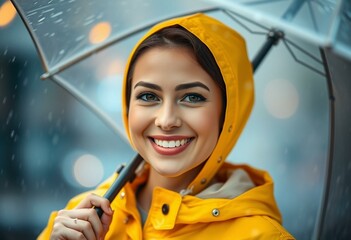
left=8, top=0, right=351, bottom=239
left=207, top=0, right=351, bottom=61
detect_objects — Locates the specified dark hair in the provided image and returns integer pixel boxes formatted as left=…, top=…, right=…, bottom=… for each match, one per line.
left=126, top=25, right=227, bottom=125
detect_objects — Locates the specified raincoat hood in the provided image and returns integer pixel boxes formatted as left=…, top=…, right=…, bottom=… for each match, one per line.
left=122, top=13, right=254, bottom=194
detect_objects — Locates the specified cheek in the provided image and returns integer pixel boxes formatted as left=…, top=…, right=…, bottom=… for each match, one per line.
left=187, top=106, right=221, bottom=137
left=128, top=106, right=148, bottom=140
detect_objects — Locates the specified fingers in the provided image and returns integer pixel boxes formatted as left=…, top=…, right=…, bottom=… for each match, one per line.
left=100, top=209, right=113, bottom=237
left=76, top=193, right=113, bottom=216
left=64, top=208, right=103, bottom=239
left=50, top=194, right=113, bottom=240
left=76, top=193, right=114, bottom=237
left=51, top=216, right=94, bottom=240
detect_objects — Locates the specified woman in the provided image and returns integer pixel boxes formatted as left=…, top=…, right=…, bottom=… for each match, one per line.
left=38, top=13, right=294, bottom=239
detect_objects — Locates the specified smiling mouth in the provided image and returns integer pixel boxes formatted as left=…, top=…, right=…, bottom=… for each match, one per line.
left=152, top=138, right=193, bottom=148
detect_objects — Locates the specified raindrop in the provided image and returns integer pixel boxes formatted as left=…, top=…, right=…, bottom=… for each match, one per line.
left=83, top=19, right=95, bottom=26
left=38, top=17, right=45, bottom=23
left=52, top=134, right=59, bottom=145
left=10, top=56, right=16, bottom=63
left=11, top=154, right=15, bottom=161
left=50, top=32, right=56, bottom=37
left=42, top=8, right=54, bottom=14
left=56, top=118, right=62, bottom=128
left=23, top=77, right=28, bottom=87
left=2, top=97, right=7, bottom=104
left=75, top=35, right=85, bottom=42
left=54, top=18, right=63, bottom=24
left=51, top=11, right=63, bottom=18
left=59, top=49, right=65, bottom=55
left=6, top=110, right=13, bottom=125
left=29, top=98, right=35, bottom=106
left=21, top=179, right=26, bottom=192
left=48, top=112, right=53, bottom=122
left=3, top=48, right=8, bottom=55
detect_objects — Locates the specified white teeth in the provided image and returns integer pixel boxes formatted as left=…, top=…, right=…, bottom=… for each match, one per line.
left=154, top=138, right=190, bottom=148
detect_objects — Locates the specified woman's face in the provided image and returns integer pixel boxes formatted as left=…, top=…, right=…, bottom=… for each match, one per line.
left=128, top=47, right=223, bottom=179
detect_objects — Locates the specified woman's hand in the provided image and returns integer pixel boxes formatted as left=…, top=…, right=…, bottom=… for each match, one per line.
left=50, top=193, right=113, bottom=240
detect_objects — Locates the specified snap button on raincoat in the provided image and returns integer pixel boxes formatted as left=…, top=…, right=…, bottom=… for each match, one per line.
left=38, top=13, right=294, bottom=240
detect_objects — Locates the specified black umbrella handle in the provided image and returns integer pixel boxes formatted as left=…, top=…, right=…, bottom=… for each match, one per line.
left=95, top=154, right=143, bottom=218
left=252, top=29, right=284, bottom=72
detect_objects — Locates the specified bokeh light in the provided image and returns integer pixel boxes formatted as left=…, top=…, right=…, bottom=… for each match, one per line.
left=0, top=1, right=16, bottom=27
left=73, top=154, right=104, bottom=188
left=89, top=21, right=111, bottom=44
left=263, top=79, right=299, bottom=119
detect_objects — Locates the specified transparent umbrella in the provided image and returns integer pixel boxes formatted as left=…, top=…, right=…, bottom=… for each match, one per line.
left=8, top=0, right=351, bottom=239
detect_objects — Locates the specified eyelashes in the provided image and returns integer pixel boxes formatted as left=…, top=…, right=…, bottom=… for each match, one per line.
left=135, top=92, right=207, bottom=104
left=136, top=92, right=159, bottom=102
left=181, top=93, right=207, bottom=103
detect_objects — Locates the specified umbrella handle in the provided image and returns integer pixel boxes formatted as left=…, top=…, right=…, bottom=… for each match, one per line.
left=251, top=29, right=284, bottom=72
left=95, top=154, right=143, bottom=218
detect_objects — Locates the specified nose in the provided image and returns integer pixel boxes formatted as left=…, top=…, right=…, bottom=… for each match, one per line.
left=155, top=102, right=181, bottom=130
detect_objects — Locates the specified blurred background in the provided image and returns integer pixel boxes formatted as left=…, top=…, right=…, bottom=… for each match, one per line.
left=0, top=0, right=335, bottom=239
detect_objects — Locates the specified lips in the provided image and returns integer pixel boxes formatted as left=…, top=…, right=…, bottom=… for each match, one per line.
left=149, top=136, right=193, bottom=155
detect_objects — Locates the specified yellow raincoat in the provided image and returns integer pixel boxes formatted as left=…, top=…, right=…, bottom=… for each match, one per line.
left=38, top=13, right=294, bottom=240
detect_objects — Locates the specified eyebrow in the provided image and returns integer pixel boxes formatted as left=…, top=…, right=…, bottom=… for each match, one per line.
left=134, top=81, right=161, bottom=91
left=175, top=82, right=210, bottom=92
left=133, top=81, right=210, bottom=92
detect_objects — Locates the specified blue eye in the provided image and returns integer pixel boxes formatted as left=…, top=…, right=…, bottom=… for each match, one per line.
left=137, top=92, right=159, bottom=102
left=181, top=93, right=206, bottom=103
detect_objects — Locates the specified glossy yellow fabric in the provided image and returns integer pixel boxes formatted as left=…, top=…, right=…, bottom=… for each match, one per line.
left=38, top=163, right=294, bottom=239
left=38, top=13, right=295, bottom=239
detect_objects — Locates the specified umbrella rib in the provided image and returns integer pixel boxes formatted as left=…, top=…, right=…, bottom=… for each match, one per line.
left=41, top=7, right=222, bottom=80
left=243, top=0, right=288, bottom=6
left=49, top=74, right=130, bottom=143
left=223, top=9, right=269, bottom=34
left=308, top=1, right=320, bottom=33
left=282, top=39, right=325, bottom=76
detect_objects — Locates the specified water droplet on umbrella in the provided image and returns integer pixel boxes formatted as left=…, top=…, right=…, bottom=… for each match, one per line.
left=6, top=110, right=13, bottom=124
left=48, top=112, right=53, bottom=122
left=51, top=11, right=63, bottom=18
left=38, top=17, right=45, bottom=23
left=52, top=134, right=59, bottom=145
left=54, top=18, right=63, bottom=24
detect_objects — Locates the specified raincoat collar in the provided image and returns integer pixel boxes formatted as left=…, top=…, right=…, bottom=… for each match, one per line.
left=122, top=13, right=254, bottom=194
left=115, top=163, right=282, bottom=231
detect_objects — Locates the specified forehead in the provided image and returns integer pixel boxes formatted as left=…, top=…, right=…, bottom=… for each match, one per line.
left=132, top=47, right=213, bottom=85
